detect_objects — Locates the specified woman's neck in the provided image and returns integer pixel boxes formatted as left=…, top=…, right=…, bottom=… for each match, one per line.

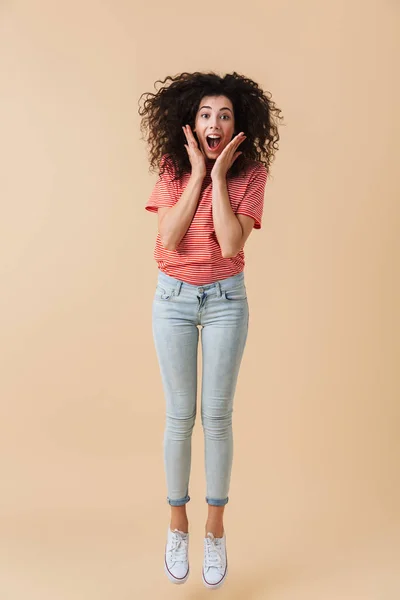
left=205, top=158, right=215, bottom=175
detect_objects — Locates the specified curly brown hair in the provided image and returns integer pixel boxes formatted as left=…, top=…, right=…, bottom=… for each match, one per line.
left=138, top=71, right=283, bottom=180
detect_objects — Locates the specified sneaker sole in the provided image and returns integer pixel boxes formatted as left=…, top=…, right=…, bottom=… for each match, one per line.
left=164, top=559, right=189, bottom=585
left=202, top=565, right=228, bottom=589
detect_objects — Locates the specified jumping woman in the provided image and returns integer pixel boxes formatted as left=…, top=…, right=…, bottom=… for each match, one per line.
left=138, top=71, right=282, bottom=589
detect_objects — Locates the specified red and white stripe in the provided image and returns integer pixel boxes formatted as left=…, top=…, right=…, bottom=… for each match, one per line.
left=145, top=154, right=267, bottom=285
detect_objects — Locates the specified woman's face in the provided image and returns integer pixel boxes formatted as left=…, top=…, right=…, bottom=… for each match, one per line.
left=193, top=95, right=235, bottom=160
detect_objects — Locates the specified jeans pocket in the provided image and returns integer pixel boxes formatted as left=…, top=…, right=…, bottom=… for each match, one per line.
left=223, top=287, right=247, bottom=301
left=155, top=284, right=174, bottom=301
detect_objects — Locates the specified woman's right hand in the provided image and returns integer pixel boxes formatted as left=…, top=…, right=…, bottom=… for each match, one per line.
left=182, top=125, right=206, bottom=179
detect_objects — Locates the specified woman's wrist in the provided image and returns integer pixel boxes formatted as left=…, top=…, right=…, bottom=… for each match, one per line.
left=191, top=169, right=206, bottom=182
left=211, top=173, right=226, bottom=186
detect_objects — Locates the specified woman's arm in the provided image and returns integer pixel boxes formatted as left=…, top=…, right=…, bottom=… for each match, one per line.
left=158, top=172, right=205, bottom=251
left=211, top=177, right=255, bottom=257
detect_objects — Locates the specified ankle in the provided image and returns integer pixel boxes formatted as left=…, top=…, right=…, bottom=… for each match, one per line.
left=205, top=524, right=224, bottom=538
left=170, top=520, right=189, bottom=533
left=170, top=505, right=189, bottom=533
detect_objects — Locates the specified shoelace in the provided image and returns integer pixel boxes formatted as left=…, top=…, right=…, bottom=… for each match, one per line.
left=204, top=533, right=225, bottom=570
left=168, top=530, right=188, bottom=564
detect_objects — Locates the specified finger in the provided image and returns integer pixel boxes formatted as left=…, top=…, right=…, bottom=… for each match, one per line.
left=183, top=125, right=194, bottom=136
left=224, top=140, right=240, bottom=158
left=227, top=138, right=245, bottom=156
left=226, top=135, right=245, bottom=152
left=186, top=126, right=198, bottom=146
left=182, top=126, right=190, bottom=141
left=183, top=125, right=196, bottom=146
left=234, top=133, right=246, bottom=146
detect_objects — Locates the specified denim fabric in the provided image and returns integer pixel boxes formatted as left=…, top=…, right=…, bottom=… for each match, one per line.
left=152, top=269, right=249, bottom=506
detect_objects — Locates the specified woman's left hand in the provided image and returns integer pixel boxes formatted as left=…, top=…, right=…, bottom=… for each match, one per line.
left=211, top=132, right=246, bottom=180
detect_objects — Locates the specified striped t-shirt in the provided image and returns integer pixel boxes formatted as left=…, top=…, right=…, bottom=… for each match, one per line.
left=145, top=154, right=267, bottom=285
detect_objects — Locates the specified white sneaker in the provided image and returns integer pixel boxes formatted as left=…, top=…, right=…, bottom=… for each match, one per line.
left=202, top=531, right=228, bottom=589
left=164, top=528, right=189, bottom=584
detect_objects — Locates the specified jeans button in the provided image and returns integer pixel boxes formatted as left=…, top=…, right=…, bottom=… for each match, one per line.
left=198, top=287, right=204, bottom=294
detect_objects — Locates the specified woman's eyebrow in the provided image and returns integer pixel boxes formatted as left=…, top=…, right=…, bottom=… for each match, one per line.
left=199, top=105, right=233, bottom=113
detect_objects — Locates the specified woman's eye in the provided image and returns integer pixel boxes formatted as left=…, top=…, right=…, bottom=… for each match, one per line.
left=200, top=113, right=230, bottom=120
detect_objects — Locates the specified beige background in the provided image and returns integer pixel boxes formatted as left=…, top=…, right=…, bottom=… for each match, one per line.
left=1, top=1, right=399, bottom=598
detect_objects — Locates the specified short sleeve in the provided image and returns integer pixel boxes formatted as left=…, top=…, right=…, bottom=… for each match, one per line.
left=236, top=163, right=267, bottom=229
left=145, top=155, right=179, bottom=213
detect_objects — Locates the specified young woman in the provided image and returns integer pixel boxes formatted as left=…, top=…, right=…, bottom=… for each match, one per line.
left=139, top=71, right=282, bottom=589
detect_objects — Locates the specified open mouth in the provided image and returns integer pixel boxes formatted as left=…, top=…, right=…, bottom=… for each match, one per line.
left=206, top=135, right=222, bottom=152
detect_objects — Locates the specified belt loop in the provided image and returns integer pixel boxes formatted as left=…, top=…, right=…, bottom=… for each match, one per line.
left=174, top=280, right=183, bottom=296
left=215, top=281, right=222, bottom=297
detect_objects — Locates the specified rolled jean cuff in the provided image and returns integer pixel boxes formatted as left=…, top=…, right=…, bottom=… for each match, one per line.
left=206, top=496, right=229, bottom=506
left=167, top=494, right=190, bottom=506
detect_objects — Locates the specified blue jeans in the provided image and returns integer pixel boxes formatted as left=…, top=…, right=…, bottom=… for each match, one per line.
left=152, top=269, right=249, bottom=507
